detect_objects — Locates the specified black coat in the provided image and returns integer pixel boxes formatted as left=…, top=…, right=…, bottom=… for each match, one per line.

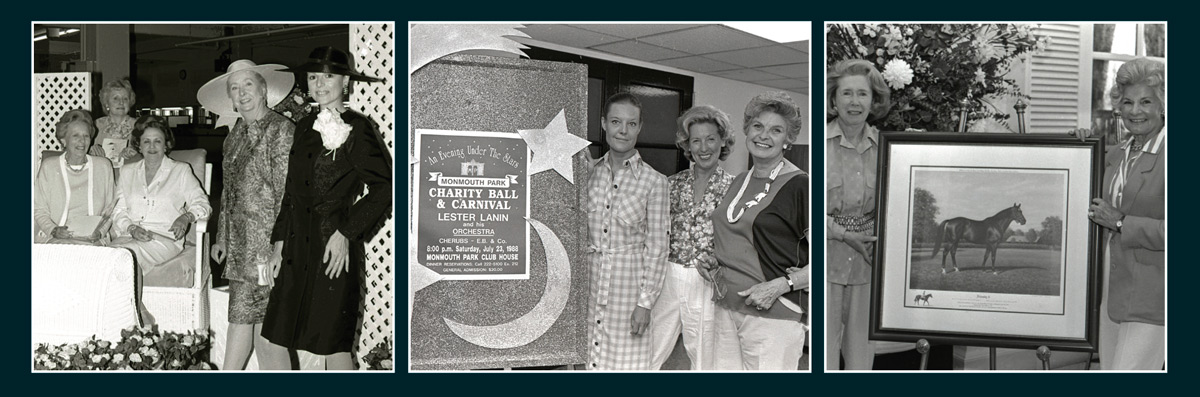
left=262, top=110, right=392, bottom=354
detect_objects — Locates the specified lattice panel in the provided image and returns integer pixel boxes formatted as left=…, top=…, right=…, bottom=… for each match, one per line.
left=34, top=73, right=92, bottom=155
left=350, top=23, right=395, bottom=369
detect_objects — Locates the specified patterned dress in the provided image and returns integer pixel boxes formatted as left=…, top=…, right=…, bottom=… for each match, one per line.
left=585, top=151, right=669, bottom=370
left=263, top=110, right=392, bottom=355
left=216, top=111, right=295, bottom=323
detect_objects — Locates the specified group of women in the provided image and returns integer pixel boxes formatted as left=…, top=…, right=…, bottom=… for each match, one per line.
left=825, top=57, right=1165, bottom=371
left=648, top=92, right=809, bottom=370
left=33, top=46, right=393, bottom=370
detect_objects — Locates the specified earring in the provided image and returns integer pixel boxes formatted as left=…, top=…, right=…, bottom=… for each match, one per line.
left=342, top=85, right=349, bottom=95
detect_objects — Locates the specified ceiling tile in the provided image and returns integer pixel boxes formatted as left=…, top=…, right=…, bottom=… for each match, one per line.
left=569, top=24, right=706, bottom=39
left=757, top=63, right=808, bottom=79
left=757, top=78, right=808, bottom=91
left=711, top=68, right=786, bottom=82
left=637, top=25, right=776, bottom=55
left=655, top=56, right=742, bottom=73
left=519, top=24, right=625, bottom=48
left=705, top=45, right=806, bottom=68
left=784, top=41, right=810, bottom=53
left=591, top=40, right=690, bottom=62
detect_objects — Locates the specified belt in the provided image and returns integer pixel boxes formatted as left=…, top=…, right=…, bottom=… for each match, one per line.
left=832, top=213, right=875, bottom=233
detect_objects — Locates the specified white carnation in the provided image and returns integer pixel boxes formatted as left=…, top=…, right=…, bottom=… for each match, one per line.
left=313, top=108, right=353, bottom=153
left=882, top=59, right=914, bottom=90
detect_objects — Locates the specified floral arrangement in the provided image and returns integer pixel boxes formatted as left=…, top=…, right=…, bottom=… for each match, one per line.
left=361, top=338, right=392, bottom=370
left=826, top=24, right=1049, bottom=132
left=273, top=85, right=316, bottom=123
left=34, top=325, right=213, bottom=370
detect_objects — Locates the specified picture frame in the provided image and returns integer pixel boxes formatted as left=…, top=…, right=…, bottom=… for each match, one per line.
left=870, top=132, right=1106, bottom=352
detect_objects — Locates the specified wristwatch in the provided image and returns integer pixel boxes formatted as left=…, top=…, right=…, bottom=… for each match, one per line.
left=1116, top=215, right=1125, bottom=232
left=783, top=276, right=795, bottom=292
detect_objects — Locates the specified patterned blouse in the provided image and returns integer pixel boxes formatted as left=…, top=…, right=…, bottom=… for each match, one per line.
left=94, top=116, right=136, bottom=168
left=667, top=165, right=734, bottom=268
left=216, top=111, right=295, bottom=284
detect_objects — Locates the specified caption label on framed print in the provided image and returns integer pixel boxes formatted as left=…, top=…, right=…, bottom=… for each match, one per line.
left=415, top=129, right=530, bottom=280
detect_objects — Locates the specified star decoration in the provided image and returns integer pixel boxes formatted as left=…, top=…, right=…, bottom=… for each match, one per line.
left=519, top=109, right=590, bottom=184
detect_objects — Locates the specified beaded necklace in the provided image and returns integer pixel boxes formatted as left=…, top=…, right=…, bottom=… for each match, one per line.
left=726, top=160, right=784, bottom=223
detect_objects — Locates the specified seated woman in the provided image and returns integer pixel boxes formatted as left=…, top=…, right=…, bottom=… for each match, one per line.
left=34, top=109, right=115, bottom=244
left=109, top=115, right=211, bottom=287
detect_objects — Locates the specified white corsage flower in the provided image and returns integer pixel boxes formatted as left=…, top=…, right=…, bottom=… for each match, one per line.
left=313, top=107, right=352, bottom=160
left=882, top=59, right=914, bottom=90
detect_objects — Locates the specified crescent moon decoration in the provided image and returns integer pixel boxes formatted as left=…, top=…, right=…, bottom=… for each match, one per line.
left=409, top=24, right=530, bottom=75
left=443, top=217, right=570, bottom=349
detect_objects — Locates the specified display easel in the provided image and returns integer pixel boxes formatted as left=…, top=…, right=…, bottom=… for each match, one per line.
left=913, top=339, right=1055, bottom=370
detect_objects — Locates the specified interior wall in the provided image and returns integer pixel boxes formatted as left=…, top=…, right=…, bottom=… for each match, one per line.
left=694, top=76, right=809, bottom=175
left=519, top=38, right=810, bottom=177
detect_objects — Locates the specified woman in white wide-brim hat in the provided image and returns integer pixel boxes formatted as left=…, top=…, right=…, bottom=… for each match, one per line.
left=197, top=59, right=296, bottom=370
left=260, top=46, right=392, bottom=370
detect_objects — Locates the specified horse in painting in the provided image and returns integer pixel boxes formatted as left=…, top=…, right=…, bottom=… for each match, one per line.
left=930, top=203, right=1027, bottom=274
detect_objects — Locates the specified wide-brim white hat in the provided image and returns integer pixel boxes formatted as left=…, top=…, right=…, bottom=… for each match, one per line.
left=197, top=59, right=295, bottom=127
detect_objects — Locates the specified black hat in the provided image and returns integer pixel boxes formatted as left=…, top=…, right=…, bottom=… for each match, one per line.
left=281, top=46, right=382, bottom=82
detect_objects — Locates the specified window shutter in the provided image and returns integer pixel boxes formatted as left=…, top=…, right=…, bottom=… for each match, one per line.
left=1027, top=24, right=1091, bottom=133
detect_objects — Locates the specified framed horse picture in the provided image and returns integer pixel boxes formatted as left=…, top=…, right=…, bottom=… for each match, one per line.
left=870, top=132, right=1106, bottom=352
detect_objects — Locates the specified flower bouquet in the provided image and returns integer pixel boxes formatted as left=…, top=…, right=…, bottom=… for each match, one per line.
left=34, top=325, right=213, bottom=370
left=362, top=338, right=393, bottom=370
left=826, top=24, right=1049, bottom=132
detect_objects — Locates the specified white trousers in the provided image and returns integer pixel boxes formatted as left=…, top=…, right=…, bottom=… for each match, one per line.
left=826, top=281, right=875, bottom=370
left=649, top=262, right=716, bottom=370
left=712, top=304, right=805, bottom=370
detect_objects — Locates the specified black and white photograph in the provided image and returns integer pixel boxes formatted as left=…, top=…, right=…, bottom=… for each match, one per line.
left=409, top=22, right=811, bottom=371
left=31, top=22, right=396, bottom=371
left=825, top=22, right=1165, bottom=371
left=908, top=166, right=1067, bottom=300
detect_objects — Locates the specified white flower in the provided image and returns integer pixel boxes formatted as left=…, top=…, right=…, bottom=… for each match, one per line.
left=882, top=59, right=914, bottom=90
left=313, top=107, right=353, bottom=154
left=130, top=353, right=142, bottom=363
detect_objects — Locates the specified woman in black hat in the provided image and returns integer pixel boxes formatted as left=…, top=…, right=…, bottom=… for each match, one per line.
left=259, top=46, right=392, bottom=369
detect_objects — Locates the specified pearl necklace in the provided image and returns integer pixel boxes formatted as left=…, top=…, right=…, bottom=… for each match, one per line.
left=727, top=160, right=784, bottom=223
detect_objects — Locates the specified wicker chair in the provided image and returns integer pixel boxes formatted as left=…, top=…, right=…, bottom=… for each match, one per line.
left=32, top=244, right=140, bottom=345
left=141, top=148, right=213, bottom=333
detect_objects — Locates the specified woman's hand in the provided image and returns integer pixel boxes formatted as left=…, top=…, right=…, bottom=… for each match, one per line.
left=128, top=225, right=153, bottom=242
left=266, top=249, right=283, bottom=288
left=1068, top=128, right=1093, bottom=142
left=88, top=145, right=106, bottom=157
left=738, top=277, right=791, bottom=311
left=51, top=226, right=73, bottom=240
left=169, top=213, right=193, bottom=240
left=210, top=242, right=226, bottom=264
left=843, top=231, right=878, bottom=264
left=1089, top=198, right=1124, bottom=231
left=695, top=254, right=718, bottom=283
left=323, top=230, right=350, bottom=279
left=630, top=306, right=651, bottom=336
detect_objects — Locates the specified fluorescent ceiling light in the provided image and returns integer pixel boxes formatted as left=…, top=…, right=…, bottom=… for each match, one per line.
left=723, top=22, right=810, bottom=43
